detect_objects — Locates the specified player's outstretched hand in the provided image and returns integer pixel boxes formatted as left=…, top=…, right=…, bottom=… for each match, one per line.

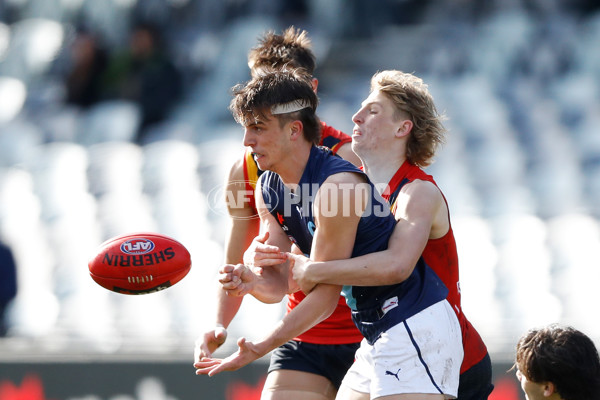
left=243, top=232, right=287, bottom=272
left=218, top=264, right=256, bottom=296
left=287, top=252, right=317, bottom=294
left=194, top=337, right=262, bottom=377
left=194, top=326, right=228, bottom=362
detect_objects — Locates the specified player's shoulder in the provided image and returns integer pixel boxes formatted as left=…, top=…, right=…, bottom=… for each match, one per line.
left=402, top=177, right=437, bottom=192
left=400, top=178, right=443, bottom=205
left=322, top=170, right=367, bottom=186
left=335, top=143, right=361, bottom=167
left=228, top=149, right=249, bottom=181
left=321, top=122, right=350, bottom=141
left=321, top=122, right=342, bottom=136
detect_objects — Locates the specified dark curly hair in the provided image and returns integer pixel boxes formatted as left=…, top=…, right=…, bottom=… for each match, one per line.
left=248, top=26, right=316, bottom=77
left=229, top=68, right=321, bottom=145
left=515, top=324, right=600, bottom=400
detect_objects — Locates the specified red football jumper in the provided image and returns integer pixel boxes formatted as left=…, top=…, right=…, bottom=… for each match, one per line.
left=382, top=160, right=489, bottom=373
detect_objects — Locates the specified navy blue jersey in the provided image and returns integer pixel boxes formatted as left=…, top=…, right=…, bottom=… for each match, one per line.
left=260, top=146, right=448, bottom=344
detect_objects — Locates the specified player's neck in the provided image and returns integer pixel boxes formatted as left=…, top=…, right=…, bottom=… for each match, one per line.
left=362, top=153, right=406, bottom=191
left=276, top=142, right=312, bottom=189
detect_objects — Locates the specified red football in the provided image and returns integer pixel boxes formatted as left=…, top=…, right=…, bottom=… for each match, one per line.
left=88, top=232, right=191, bottom=295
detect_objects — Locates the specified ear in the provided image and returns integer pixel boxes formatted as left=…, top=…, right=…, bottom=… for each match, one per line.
left=289, top=120, right=304, bottom=141
left=395, top=119, right=413, bottom=138
left=311, top=78, right=318, bottom=93
left=542, top=382, right=556, bottom=397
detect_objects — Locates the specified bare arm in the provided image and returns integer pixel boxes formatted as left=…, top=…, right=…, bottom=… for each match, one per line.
left=292, top=179, right=447, bottom=289
left=218, top=157, right=262, bottom=318
left=195, top=172, right=364, bottom=376
left=239, top=177, right=292, bottom=302
left=195, top=157, right=260, bottom=360
left=217, top=174, right=294, bottom=302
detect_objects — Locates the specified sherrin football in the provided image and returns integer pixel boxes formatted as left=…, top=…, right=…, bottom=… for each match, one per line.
left=88, top=232, right=191, bottom=295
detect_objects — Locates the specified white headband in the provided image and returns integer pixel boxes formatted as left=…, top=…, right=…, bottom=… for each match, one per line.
left=271, top=99, right=311, bottom=115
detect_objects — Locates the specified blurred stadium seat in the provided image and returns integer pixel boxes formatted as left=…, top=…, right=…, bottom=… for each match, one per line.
left=78, top=100, right=142, bottom=145
left=0, top=118, right=41, bottom=167
left=0, top=76, right=26, bottom=123
left=0, top=18, right=63, bottom=84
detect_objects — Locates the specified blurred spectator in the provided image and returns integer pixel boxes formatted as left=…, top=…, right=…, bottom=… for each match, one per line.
left=101, top=21, right=183, bottom=142
left=65, top=29, right=109, bottom=108
left=0, top=240, right=17, bottom=336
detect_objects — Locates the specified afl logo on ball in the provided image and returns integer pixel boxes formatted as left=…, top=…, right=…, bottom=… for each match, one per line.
left=120, top=239, right=155, bottom=255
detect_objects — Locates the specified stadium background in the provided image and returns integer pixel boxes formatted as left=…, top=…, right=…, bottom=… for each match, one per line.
left=0, top=0, right=599, bottom=399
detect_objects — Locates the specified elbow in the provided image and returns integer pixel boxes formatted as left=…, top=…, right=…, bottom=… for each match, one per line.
left=253, top=291, right=286, bottom=304
left=266, top=293, right=286, bottom=304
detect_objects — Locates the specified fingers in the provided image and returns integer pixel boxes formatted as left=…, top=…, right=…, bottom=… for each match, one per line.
left=220, top=264, right=235, bottom=273
left=218, top=264, right=245, bottom=288
left=218, top=264, right=237, bottom=284
left=286, top=253, right=316, bottom=294
left=214, top=326, right=227, bottom=342
left=287, top=252, right=307, bottom=262
left=219, top=274, right=241, bottom=289
left=218, top=265, right=253, bottom=296
left=197, top=343, right=209, bottom=360
left=202, top=327, right=227, bottom=354
left=286, top=252, right=296, bottom=266
left=193, top=355, right=231, bottom=377
left=252, top=250, right=287, bottom=267
left=207, top=362, right=227, bottom=377
left=193, top=344, right=203, bottom=363
left=224, top=285, right=246, bottom=297
left=243, top=233, right=285, bottom=267
left=222, top=280, right=249, bottom=296
left=194, top=327, right=229, bottom=362
left=194, top=358, right=222, bottom=375
left=194, top=358, right=220, bottom=368
left=254, top=243, right=284, bottom=253
left=287, top=252, right=310, bottom=273
left=194, top=359, right=233, bottom=377
left=255, top=231, right=269, bottom=244
left=194, top=337, right=259, bottom=377
left=288, top=252, right=303, bottom=275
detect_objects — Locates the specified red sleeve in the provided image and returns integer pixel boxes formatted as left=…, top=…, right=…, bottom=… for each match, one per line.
left=319, top=122, right=351, bottom=154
